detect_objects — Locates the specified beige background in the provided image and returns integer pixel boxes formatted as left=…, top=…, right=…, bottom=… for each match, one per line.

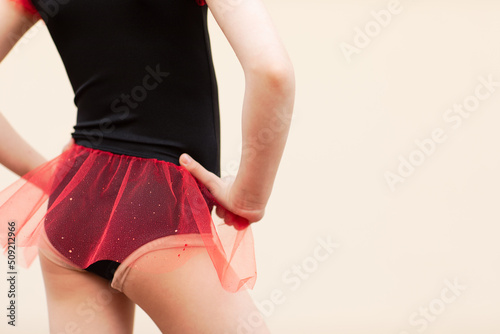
left=2, top=0, right=500, bottom=333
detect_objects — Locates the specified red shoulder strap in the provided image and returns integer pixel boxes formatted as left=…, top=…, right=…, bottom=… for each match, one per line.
left=196, top=0, right=207, bottom=6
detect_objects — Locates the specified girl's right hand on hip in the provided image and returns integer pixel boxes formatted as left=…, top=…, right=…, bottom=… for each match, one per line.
left=179, top=153, right=265, bottom=229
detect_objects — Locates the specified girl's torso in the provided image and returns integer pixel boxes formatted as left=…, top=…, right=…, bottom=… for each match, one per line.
left=31, top=0, right=220, bottom=175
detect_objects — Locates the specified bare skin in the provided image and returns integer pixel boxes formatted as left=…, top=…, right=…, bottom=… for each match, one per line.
left=0, top=0, right=46, bottom=176
left=0, top=0, right=295, bottom=332
left=39, top=252, right=136, bottom=334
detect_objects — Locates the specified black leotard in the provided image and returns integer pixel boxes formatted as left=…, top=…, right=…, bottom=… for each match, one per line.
left=31, top=0, right=220, bottom=176
left=17, top=0, right=220, bottom=281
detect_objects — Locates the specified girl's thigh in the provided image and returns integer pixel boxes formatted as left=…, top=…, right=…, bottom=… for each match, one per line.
left=121, top=248, right=270, bottom=334
left=39, top=252, right=135, bottom=334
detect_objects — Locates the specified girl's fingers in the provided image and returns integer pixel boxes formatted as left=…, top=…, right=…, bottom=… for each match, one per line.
left=225, top=211, right=250, bottom=230
left=180, top=153, right=251, bottom=229
left=179, top=153, right=222, bottom=198
left=215, top=205, right=227, bottom=219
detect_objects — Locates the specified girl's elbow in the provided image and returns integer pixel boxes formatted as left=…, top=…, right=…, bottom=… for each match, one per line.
left=247, top=60, right=295, bottom=91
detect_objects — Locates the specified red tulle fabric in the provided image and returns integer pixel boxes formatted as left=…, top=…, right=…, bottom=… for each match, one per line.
left=0, top=143, right=256, bottom=293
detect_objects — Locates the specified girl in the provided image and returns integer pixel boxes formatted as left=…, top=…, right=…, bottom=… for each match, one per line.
left=0, top=0, right=295, bottom=332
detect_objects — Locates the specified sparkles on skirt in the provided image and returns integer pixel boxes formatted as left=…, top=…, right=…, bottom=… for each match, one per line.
left=0, top=142, right=256, bottom=293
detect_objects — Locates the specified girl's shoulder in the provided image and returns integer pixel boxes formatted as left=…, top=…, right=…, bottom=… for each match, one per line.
left=8, top=0, right=38, bottom=16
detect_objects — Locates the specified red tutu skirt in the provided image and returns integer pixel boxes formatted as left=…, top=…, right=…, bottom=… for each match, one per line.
left=0, top=143, right=256, bottom=293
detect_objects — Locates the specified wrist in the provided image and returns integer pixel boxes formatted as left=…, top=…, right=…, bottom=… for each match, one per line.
left=230, top=175, right=269, bottom=221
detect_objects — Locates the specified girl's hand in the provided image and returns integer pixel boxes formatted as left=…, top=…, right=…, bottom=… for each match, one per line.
left=179, top=153, right=266, bottom=230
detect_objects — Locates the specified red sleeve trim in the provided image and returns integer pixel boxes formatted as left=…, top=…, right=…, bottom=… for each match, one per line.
left=10, top=0, right=203, bottom=15
left=9, top=0, right=39, bottom=15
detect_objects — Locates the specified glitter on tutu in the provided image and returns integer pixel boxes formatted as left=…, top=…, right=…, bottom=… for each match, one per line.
left=0, top=143, right=256, bottom=293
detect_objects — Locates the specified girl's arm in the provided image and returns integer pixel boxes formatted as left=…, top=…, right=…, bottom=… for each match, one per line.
left=0, top=0, right=46, bottom=176
left=180, top=0, right=295, bottom=223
